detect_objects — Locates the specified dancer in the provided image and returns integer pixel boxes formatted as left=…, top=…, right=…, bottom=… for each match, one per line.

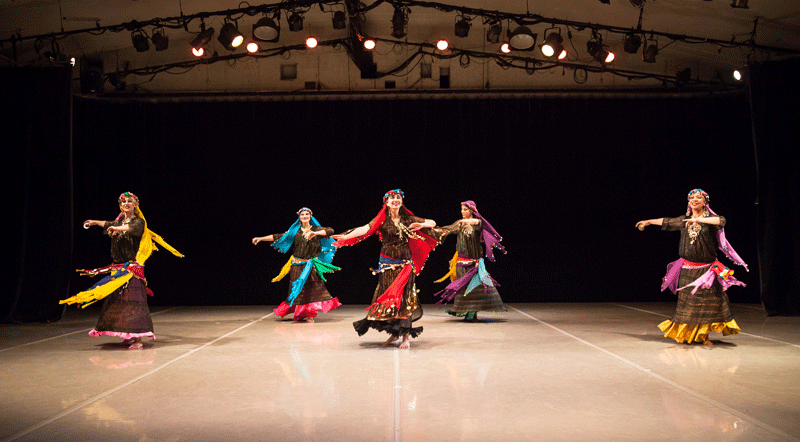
left=252, top=207, right=341, bottom=322
left=332, top=189, right=441, bottom=349
left=434, top=200, right=507, bottom=321
left=636, top=189, right=748, bottom=346
left=61, top=192, right=183, bottom=349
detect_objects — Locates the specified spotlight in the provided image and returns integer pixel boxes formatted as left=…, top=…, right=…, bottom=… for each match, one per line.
left=733, top=69, right=743, bottom=81
left=730, top=0, right=748, bottom=8
left=131, top=30, right=149, bottom=52
left=364, top=38, right=376, bottom=50
left=541, top=31, right=564, bottom=58
left=306, top=37, right=318, bottom=48
left=486, top=23, right=502, bottom=43
left=509, top=26, right=536, bottom=51
left=192, top=47, right=204, bottom=57
left=436, top=39, right=449, bottom=51
left=152, top=29, right=169, bottom=51
left=500, top=42, right=511, bottom=53
left=455, top=18, right=471, bottom=38
left=80, top=57, right=104, bottom=94
left=332, top=11, right=347, bottom=29
left=218, top=22, right=244, bottom=51
left=623, top=32, right=642, bottom=54
left=391, top=7, right=407, bottom=39
left=642, top=41, right=658, bottom=63
left=253, top=15, right=280, bottom=42
left=288, top=13, right=304, bottom=32
left=587, top=40, right=614, bottom=63
left=246, top=42, right=259, bottom=53
left=191, top=25, right=215, bottom=53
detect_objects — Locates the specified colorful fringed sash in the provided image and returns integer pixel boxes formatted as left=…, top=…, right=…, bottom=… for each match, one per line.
left=272, top=256, right=341, bottom=306
left=662, top=258, right=745, bottom=295
left=433, top=253, right=499, bottom=304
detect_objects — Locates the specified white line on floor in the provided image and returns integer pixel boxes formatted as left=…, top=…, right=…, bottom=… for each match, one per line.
left=393, top=348, right=402, bottom=442
left=613, top=303, right=800, bottom=349
left=508, top=305, right=798, bottom=442
left=1, top=311, right=275, bottom=442
left=0, top=307, right=180, bottom=354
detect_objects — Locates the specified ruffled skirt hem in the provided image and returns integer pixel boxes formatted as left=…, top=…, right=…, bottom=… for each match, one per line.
left=353, top=318, right=423, bottom=338
left=657, top=319, right=740, bottom=344
left=273, top=297, right=342, bottom=320
left=89, top=330, right=156, bottom=340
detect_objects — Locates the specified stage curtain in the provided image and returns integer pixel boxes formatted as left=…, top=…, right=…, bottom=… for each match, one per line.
left=1, top=66, right=73, bottom=323
left=747, top=57, right=800, bottom=315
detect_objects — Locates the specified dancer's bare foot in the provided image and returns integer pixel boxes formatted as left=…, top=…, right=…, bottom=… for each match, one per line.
left=703, top=339, right=713, bottom=347
left=128, top=338, right=143, bottom=350
left=305, top=317, right=314, bottom=323
left=398, top=333, right=410, bottom=349
left=121, top=338, right=134, bottom=346
left=381, top=335, right=399, bottom=347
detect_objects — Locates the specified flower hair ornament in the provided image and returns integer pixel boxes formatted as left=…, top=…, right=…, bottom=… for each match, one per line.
left=297, top=207, right=313, bottom=216
left=383, top=189, right=404, bottom=203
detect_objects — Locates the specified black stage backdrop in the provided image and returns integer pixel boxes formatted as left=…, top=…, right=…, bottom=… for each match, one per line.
left=66, top=92, right=759, bottom=309
left=749, top=58, right=800, bottom=316
left=1, top=66, right=73, bottom=323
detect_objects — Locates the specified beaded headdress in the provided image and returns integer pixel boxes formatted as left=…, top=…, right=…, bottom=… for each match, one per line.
left=297, top=207, right=313, bottom=216
left=383, top=189, right=404, bottom=203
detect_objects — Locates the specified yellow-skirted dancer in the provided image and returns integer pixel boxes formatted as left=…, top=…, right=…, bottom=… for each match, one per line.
left=61, top=192, right=182, bottom=349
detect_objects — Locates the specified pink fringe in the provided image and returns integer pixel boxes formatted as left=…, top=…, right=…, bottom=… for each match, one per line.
left=89, top=330, right=156, bottom=340
left=273, top=297, right=342, bottom=320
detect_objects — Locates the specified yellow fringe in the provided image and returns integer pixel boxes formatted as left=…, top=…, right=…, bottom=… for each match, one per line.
left=435, top=252, right=459, bottom=283
left=59, top=272, right=134, bottom=307
left=658, top=319, right=741, bottom=344
left=134, top=207, right=184, bottom=264
left=272, top=256, right=294, bottom=283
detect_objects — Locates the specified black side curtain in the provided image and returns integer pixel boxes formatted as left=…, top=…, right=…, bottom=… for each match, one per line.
left=1, top=66, right=73, bottom=323
left=748, top=57, right=800, bottom=315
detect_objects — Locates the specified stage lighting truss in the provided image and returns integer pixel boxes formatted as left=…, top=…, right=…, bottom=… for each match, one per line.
left=392, top=6, right=409, bottom=39
left=218, top=19, right=244, bottom=51
left=131, top=29, right=149, bottom=52
left=508, top=25, right=536, bottom=51
left=454, top=14, right=471, bottom=38
left=486, top=22, right=502, bottom=43
left=730, top=0, right=748, bottom=8
left=253, top=12, right=280, bottom=42
left=151, top=27, right=169, bottom=51
left=541, top=28, right=566, bottom=60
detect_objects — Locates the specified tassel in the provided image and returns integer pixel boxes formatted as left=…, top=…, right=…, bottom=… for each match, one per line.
left=435, top=252, right=459, bottom=283
left=272, top=256, right=294, bottom=283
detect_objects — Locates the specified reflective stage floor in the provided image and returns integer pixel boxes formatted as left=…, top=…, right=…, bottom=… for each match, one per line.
left=1, top=303, right=799, bottom=442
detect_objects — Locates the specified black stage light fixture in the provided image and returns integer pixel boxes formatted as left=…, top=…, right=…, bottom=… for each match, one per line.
left=541, top=31, right=565, bottom=58
left=642, top=40, right=658, bottom=63
left=486, top=23, right=502, bottom=43
left=253, top=14, right=280, bottom=42
left=730, top=0, right=748, bottom=8
left=455, top=17, right=471, bottom=38
left=508, top=26, right=536, bottom=51
left=191, top=25, right=215, bottom=51
left=587, top=39, right=614, bottom=63
left=288, top=13, right=304, bottom=32
left=623, top=32, right=642, bottom=54
left=152, top=29, right=169, bottom=51
left=131, top=30, right=149, bottom=52
left=391, top=7, right=407, bottom=39
left=80, top=57, right=104, bottom=94
left=218, top=21, right=244, bottom=50
left=332, top=11, right=347, bottom=29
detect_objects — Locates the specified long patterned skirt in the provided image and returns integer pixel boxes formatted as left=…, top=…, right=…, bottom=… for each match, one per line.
left=90, top=277, right=155, bottom=340
left=353, top=264, right=423, bottom=338
left=273, top=265, right=341, bottom=320
left=658, top=267, right=740, bottom=343
left=446, top=262, right=506, bottom=319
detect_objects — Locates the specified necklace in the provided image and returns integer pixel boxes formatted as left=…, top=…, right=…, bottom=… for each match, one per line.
left=688, top=223, right=701, bottom=244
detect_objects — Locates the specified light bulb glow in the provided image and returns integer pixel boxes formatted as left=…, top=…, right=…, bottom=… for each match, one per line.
left=231, top=35, right=244, bottom=48
left=436, top=40, right=449, bottom=51
left=364, top=39, right=376, bottom=50
left=306, top=37, right=318, bottom=48
left=605, top=52, right=615, bottom=63
left=558, top=49, right=567, bottom=60
left=541, top=45, right=555, bottom=57
left=733, top=70, right=742, bottom=81
left=247, top=42, right=259, bottom=53
left=192, top=47, right=204, bottom=57
left=500, top=43, right=510, bottom=53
